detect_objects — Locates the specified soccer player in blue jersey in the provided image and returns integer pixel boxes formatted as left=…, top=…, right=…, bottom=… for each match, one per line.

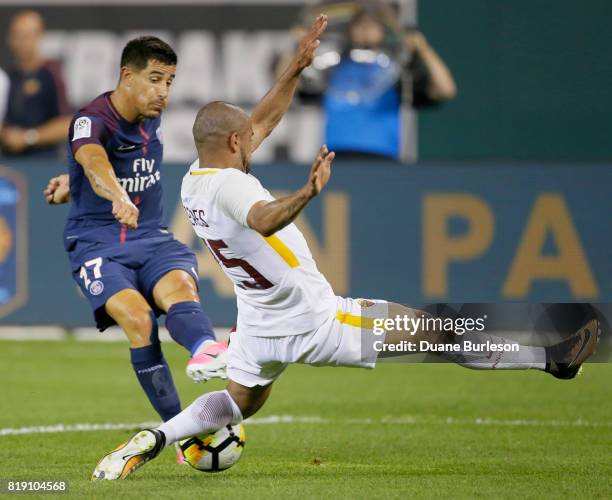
left=43, top=37, right=230, bottom=428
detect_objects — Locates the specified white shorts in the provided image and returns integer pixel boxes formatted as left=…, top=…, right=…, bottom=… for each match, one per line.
left=227, top=296, right=388, bottom=387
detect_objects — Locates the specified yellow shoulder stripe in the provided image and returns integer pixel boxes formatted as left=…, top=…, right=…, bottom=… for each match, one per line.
left=263, top=234, right=300, bottom=268
left=190, top=170, right=219, bottom=176
left=335, top=311, right=375, bottom=330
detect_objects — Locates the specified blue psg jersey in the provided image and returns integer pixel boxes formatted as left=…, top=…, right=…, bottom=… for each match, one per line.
left=65, top=92, right=167, bottom=244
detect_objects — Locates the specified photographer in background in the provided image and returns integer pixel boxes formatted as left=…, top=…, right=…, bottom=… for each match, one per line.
left=281, top=1, right=456, bottom=161
left=1, top=10, right=71, bottom=159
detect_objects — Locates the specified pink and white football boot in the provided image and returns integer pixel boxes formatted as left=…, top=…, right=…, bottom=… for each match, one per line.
left=186, top=339, right=229, bottom=382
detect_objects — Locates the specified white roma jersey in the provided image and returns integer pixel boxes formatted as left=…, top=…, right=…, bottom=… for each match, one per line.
left=181, top=161, right=336, bottom=337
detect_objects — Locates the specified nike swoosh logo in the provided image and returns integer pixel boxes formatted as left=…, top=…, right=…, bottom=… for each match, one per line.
left=65, top=235, right=78, bottom=239
left=571, top=330, right=591, bottom=366
left=116, top=144, right=139, bottom=152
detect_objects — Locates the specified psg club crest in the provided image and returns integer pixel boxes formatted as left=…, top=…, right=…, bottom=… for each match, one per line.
left=0, top=166, right=27, bottom=318
left=89, top=280, right=104, bottom=296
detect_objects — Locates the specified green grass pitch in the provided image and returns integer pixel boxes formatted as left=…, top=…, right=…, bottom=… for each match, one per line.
left=0, top=339, right=610, bottom=499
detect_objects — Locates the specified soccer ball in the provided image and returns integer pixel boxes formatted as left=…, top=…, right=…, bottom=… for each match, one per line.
left=179, top=424, right=246, bottom=472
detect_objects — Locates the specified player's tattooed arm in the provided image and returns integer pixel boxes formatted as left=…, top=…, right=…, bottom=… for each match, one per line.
left=249, top=14, right=327, bottom=153
left=247, top=145, right=334, bottom=236
left=44, top=174, right=71, bottom=204
left=75, top=144, right=140, bottom=229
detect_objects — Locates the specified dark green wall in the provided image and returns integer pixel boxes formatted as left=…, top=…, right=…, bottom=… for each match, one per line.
left=418, top=0, right=612, bottom=161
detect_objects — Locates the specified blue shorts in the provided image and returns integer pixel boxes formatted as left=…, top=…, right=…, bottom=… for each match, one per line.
left=66, top=235, right=199, bottom=331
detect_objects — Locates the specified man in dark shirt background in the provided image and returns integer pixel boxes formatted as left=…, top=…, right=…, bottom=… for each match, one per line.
left=1, top=10, right=72, bottom=158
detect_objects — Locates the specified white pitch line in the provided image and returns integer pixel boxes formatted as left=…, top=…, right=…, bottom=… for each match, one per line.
left=0, top=422, right=162, bottom=436
left=0, top=415, right=610, bottom=437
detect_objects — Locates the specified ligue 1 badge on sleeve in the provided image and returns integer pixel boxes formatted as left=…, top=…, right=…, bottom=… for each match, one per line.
left=156, top=126, right=163, bottom=144
left=0, top=166, right=27, bottom=318
left=72, top=117, right=92, bottom=141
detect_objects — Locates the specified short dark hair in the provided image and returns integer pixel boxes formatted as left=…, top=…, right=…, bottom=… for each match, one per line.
left=120, top=36, right=177, bottom=70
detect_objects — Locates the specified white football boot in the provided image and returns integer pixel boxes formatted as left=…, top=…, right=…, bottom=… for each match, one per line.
left=92, top=429, right=165, bottom=481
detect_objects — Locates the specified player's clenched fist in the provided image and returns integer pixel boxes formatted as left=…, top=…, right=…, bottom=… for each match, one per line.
left=306, top=145, right=335, bottom=198
left=112, top=196, right=139, bottom=229
left=44, top=174, right=71, bottom=204
left=294, top=14, right=328, bottom=70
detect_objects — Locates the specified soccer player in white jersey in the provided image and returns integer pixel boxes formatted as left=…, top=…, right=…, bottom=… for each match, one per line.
left=91, top=19, right=600, bottom=481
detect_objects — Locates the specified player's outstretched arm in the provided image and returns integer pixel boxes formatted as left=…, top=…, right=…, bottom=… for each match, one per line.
left=247, top=145, right=334, bottom=236
left=44, top=174, right=71, bottom=204
left=75, top=144, right=139, bottom=229
left=249, top=14, right=327, bottom=153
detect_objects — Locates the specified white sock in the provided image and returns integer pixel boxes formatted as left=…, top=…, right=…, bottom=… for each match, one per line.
left=158, top=389, right=243, bottom=445
left=442, top=332, right=546, bottom=370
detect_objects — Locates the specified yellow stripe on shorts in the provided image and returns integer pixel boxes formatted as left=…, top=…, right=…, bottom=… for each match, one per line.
left=263, top=234, right=300, bottom=268
left=335, top=311, right=375, bottom=330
